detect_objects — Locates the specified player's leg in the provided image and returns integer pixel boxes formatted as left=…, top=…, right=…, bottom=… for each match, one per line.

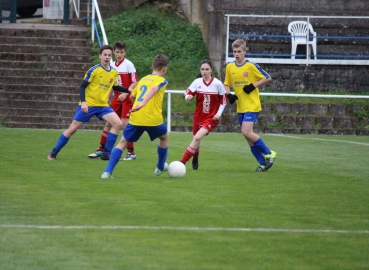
left=121, top=118, right=136, bottom=161
left=48, top=105, right=92, bottom=160
left=48, top=120, right=83, bottom=160
left=88, top=122, right=112, bottom=158
left=146, top=124, right=169, bottom=176
left=100, top=110, right=123, bottom=159
left=181, top=126, right=208, bottom=170
left=241, top=112, right=276, bottom=171
left=101, top=123, right=142, bottom=178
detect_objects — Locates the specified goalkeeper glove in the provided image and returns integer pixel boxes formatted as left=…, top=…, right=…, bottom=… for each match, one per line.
left=227, top=93, right=238, bottom=104
left=243, top=84, right=255, bottom=94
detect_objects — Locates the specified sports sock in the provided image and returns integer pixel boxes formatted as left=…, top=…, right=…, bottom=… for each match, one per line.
left=98, top=130, right=109, bottom=151
left=156, top=146, right=168, bottom=170
left=251, top=145, right=266, bottom=166
left=103, top=148, right=122, bottom=174
left=127, top=142, right=135, bottom=154
left=253, top=138, right=272, bottom=155
left=51, top=134, right=69, bottom=155
left=193, top=148, right=200, bottom=159
left=103, top=133, right=118, bottom=155
left=180, top=145, right=197, bottom=164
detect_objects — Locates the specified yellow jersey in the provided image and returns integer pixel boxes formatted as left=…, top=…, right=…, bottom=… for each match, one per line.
left=82, top=64, right=119, bottom=106
left=129, top=74, right=168, bottom=126
left=224, top=60, right=270, bottom=113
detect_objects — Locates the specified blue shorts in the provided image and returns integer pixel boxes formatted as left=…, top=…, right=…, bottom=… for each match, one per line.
left=238, top=112, right=259, bottom=126
left=123, top=123, right=168, bottom=142
left=73, top=106, right=115, bottom=122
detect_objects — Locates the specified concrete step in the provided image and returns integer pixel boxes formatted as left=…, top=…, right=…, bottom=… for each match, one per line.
left=0, top=60, right=91, bottom=71
left=0, top=68, right=85, bottom=79
left=0, top=36, right=91, bottom=46
left=0, top=24, right=89, bottom=39
left=0, top=52, right=92, bottom=63
left=1, top=92, right=79, bottom=102
left=0, top=44, right=90, bottom=55
left=0, top=84, right=81, bottom=94
left=0, top=99, right=79, bottom=110
left=0, top=76, right=82, bottom=86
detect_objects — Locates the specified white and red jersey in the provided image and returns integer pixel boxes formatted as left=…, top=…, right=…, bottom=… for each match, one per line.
left=113, top=58, right=138, bottom=103
left=185, top=76, right=226, bottom=124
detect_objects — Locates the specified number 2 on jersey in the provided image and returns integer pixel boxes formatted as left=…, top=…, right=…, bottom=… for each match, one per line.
left=137, top=85, right=147, bottom=102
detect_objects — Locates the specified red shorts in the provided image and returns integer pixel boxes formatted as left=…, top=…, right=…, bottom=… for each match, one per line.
left=192, top=118, right=219, bottom=135
left=110, top=93, right=133, bottom=119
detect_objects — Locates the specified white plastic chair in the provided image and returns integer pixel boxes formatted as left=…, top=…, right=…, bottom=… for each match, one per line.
left=288, top=21, right=317, bottom=59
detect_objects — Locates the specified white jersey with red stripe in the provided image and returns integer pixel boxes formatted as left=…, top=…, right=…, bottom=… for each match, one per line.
left=114, top=58, right=138, bottom=88
left=185, top=76, right=226, bottom=124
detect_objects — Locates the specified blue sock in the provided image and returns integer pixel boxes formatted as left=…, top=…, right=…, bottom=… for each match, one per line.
left=104, top=148, right=122, bottom=174
left=251, top=145, right=266, bottom=166
left=156, top=146, right=168, bottom=170
left=51, top=134, right=69, bottom=155
left=103, top=133, right=118, bottom=155
left=253, top=138, right=271, bottom=155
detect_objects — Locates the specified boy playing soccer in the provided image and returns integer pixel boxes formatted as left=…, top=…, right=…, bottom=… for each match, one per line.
left=88, top=41, right=139, bottom=161
left=224, top=39, right=277, bottom=172
left=101, top=54, right=170, bottom=178
left=47, top=45, right=130, bottom=160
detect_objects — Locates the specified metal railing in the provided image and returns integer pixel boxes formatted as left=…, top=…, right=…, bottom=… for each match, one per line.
left=165, top=90, right=369, bottom=132
left=84, top=0, right=108, bottom=46
left=225, top=14, right=369, bottom=66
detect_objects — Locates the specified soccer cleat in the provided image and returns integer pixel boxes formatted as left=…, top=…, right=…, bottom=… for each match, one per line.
left=88, top=151, right=103, bottom=159
left=100, top=153, right=110, bottom=160
left=192, top=157, right=199, bottom=170
left=254, top=165, right=266, bottom=172
left=264, top=150, right=277, bottom=171
left=154, top=162, right=168, bottom=176
left=47, top=153, right=56, bottom=160
left=101, top=172, right=113, bottom=179
left=123, top=152, right=136, bottom=161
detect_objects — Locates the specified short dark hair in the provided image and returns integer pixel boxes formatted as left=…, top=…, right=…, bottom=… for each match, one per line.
left=152, top=54, right=169, bottom=70
left=113, top=41, right=126, bottom=51
left=99, top=44, right=113, bottom=54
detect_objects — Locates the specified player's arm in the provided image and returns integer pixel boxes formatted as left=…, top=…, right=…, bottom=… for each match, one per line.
left=224, top=84, right=238, bottom=104
left=112, top=85, right=130, bottom=93
left=79, top=80, right=89, bottom=113
left=184, top=89, right=195, bottom=102
left=130, top=86, right=158, bottom=112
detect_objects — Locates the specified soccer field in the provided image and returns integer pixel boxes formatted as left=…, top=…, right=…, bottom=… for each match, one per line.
left=1, top=128, right=368, bottom=269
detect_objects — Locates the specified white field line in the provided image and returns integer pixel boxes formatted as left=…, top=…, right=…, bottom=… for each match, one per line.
left=1, top=225, right=368, bottom=234
left=267, top=134, right=369, bottom=146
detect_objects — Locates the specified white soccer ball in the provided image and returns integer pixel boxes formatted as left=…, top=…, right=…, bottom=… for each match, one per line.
left=167, top=161, right=186, bottom=178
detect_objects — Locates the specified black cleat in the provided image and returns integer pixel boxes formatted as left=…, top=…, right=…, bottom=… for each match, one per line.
left=192, top=157, right=199, bottom=170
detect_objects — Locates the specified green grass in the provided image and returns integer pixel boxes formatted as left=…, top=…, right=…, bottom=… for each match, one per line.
left=1, top=128, right=369, bottom=269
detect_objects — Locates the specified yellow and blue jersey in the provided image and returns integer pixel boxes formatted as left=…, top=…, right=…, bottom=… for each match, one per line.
left=224, top=60, right=270, bottom=113
left=129, top=74, right=168, bottom=126
left=81, top=64, right=119, bottom=106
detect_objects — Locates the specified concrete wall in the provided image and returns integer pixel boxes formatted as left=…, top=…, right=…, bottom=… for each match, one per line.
left=178, top=0, right=369, bottom=93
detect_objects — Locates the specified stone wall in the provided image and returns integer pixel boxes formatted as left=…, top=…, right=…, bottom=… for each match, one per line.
left=171, top=102, right=369, bottom=135
left=178, top=0, right=369, bottom=93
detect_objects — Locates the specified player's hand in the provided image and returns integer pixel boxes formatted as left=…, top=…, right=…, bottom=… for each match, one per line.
left=81, top=102, right=88, bottom=113
left=117, top=93, right=128, bottom=102
left=227, top=93, right=238, bottom=104
left=213, top=114, right=220, bottom=121
left=130, top=103, right=145, bottom=112
left=243, top=84, right=255, bottom=94
left=185, top=95, right=193, bottom=102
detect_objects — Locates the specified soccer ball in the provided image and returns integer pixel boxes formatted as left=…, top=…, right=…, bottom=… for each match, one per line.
left=167, top=161, right=186, bottom=178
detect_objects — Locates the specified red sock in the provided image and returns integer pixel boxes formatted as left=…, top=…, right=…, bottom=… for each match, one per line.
left=98, top=130, right=109, bottom=151
left=127, top=142, right=135, bottom=154
left=181, top=146, right=197, bottom=164
left=193, top=148, right=200, bottom=159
